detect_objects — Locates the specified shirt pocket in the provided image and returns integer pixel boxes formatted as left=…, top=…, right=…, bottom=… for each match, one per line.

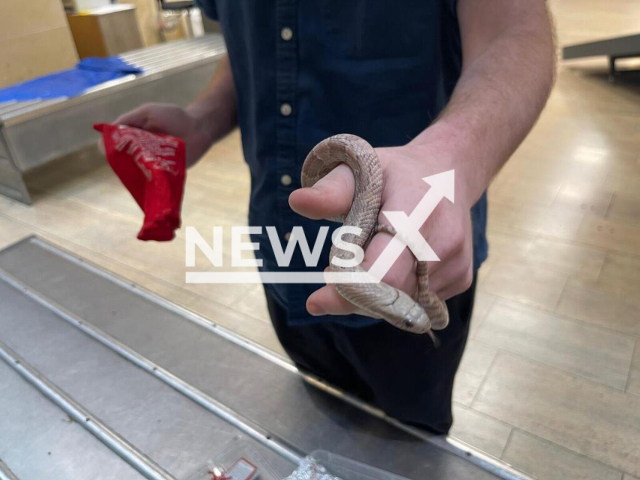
left=317, top=0, right=438, bottom=60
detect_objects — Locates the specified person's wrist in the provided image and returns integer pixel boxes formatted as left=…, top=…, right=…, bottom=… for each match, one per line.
left=184, top=102, right=208, bottom=123
left=185, top=104, right=217, bottom=145
left=406, top=121, right=484, bottom=209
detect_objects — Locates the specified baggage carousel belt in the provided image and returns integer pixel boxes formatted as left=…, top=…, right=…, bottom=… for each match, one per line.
left=0, top=236, right=512, bottom=479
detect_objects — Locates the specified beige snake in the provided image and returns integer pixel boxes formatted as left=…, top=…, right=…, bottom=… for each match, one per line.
left=301, top=134, right=449, bottom=340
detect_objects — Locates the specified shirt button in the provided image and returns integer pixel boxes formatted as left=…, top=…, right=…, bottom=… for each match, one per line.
left=280, top=103, right=292, bottom=116
left=284, top=232, right=292, bottom=241
left=281, top=27, right=293, bottom=41
left=280, top=174, right=293, bottom=186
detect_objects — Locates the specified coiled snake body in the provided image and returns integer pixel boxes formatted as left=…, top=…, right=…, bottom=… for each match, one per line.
left=301, top=134, right=449, bottom=340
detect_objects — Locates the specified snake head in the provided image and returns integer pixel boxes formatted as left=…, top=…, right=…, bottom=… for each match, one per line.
left=388, top=293, right=432, bottom=334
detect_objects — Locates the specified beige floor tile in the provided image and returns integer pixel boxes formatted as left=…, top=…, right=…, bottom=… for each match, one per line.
left=179, top=210, right=249, bottom=245
left=608, top=191, right=640, bottom=224
left=480, top=259, right=568, bottom=311
left=552, top=182, right=614, bottom=218
left=628, top=342, right=640, bottom=397
left=453, top=340, right=498, bottom=406
left=526, top=95, right=640, bottom=137
left=105, top=237, right=255, bottom=308
left=556, top=277, right=640, bottom=335
left=187, top=158, right=251, bottom=192
left=476, top=255, right=497, bottom=285
left=0, top=214, right=31, bottom=249
left=449, top=403, right=512, bottom=459
left=2, top=196, right=101, bottom=238
left=469, top=291, right=498, bottom=337
left=500, top=146, right=615, bottom=191
left=489, top=177, right=561, bottom=208
left=228, top=283, right=272, bottom=324
left=604, top=167, right=640, bottom=198
left=476, top=300, right=634, bottom=389
left=34, top=173, right=143, bottom=222
left=576, top=215, right=640, bottom=256
left=624, top=474, right=640, bottom=480
left=502, top=430, right=623, bottom=480
left=525, top=237, right=606, bottom=280
left=488, top=202, right=585, bottom=240
left=550, top=66, right=640, bottom=117
left=595, top=253, right=640, bottom=313
left=598, top=252, right=640, bottom=295
left=473, top=353, right=640, bottom=476
left=182, top=184, right=250, bottom=222
left=553, top=140, right=635, bottom=173
left=1, top=195, right=135, bottom=252
left=485, top=228, right=535, bottom=260
left=216, top=128, right=243, bottom=150
left=534, top=107, right=639, bottom=144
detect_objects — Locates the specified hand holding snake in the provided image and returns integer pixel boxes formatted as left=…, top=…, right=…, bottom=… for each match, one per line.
left=290, top=134, right=475, bottom=339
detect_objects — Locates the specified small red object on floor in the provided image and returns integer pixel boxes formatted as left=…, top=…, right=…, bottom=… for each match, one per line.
left=94, top=123, right=186, bottom=241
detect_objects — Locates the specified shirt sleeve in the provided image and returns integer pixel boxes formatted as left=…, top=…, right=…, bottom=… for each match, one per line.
left=195, top=0, right=218, bottom=20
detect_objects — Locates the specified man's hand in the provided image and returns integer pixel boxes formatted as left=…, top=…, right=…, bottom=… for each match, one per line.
left=289, top=135, right=474, bottom=317
left=291, top=0, right=555, bottom=318
left=111, top=55, right=237, bottom=168
left=115, top=103, right=213, bottom=167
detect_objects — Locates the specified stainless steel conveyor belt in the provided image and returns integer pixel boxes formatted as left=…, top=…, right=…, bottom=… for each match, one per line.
left=0, top=236, right=530, bottom=480
left=0, top=35, right=226, bottom=204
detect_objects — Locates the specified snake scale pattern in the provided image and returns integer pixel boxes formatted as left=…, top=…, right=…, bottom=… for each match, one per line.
left=301, top=134, right=449, bottom=340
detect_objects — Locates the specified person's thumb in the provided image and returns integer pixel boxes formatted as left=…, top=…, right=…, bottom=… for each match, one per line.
left=289, top=163, right=355, bottom=220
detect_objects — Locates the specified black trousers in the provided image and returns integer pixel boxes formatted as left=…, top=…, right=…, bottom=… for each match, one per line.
left=265, top=279, right=477, bottom=434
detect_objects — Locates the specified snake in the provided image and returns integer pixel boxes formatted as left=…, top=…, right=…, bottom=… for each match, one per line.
left=301, top=134, right=449, bottom=341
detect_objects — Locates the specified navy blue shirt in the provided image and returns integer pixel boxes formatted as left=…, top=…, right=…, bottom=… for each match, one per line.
left=196, top=0, right=488, bottom=326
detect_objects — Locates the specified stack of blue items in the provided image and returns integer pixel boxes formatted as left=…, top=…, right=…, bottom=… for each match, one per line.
left=0, top=57, right=143, bottom=103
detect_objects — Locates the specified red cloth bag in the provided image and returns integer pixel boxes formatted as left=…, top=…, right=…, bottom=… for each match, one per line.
left=94, top=123, right=186, bottom=241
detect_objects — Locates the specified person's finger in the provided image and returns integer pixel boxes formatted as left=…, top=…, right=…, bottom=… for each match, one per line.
left=307, top=230, right=417, bottom=316
left=289, top=164, right=354, bottom=220
left=97, top=138, right=105, bottom=156
left=114, top=105, right=151, bottom=128
left=433, top=260, right=473, bottom=300
left=365, top=231, right=417, bottom=293
left=431, top=243, right=473, bottom=300
left=436, top=282, right=461, bottom=302
left=307, top=284, right=362, bottom=316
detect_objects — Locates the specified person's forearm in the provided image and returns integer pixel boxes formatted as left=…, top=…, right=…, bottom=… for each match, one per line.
left=186, top=55, right=238, bottom=145
left=410, top=3, right=556, bottom=208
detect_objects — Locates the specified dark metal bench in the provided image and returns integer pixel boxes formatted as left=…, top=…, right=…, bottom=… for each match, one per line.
left=563, top=34, right=640, bottom=78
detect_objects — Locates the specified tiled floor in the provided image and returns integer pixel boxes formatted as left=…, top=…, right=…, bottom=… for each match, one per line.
left=1, top=1, right=639, bottom=478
